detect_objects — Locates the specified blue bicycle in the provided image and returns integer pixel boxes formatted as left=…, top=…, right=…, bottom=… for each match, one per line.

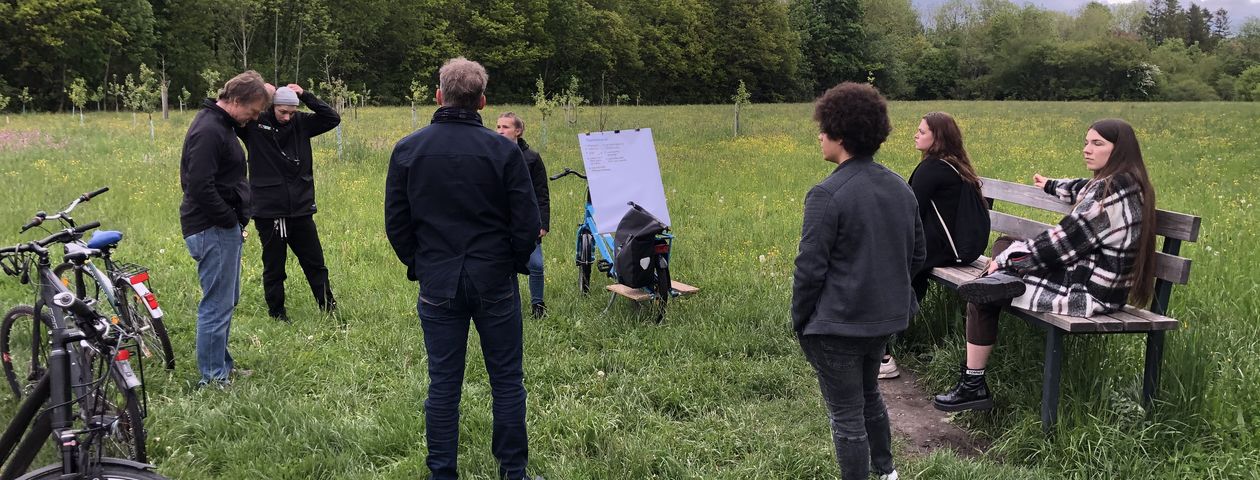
left=549, top=168, right=676, bottom=321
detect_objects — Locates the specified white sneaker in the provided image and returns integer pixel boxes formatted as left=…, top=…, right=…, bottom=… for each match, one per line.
left=877, top=470, right=899, bottom=480
left=878, top=356, right=900, bottom=380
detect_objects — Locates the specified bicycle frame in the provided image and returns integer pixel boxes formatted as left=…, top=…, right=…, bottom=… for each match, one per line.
left=1, top=256, right=101, bottom=476
left=64, top=248, right=164, bottom=325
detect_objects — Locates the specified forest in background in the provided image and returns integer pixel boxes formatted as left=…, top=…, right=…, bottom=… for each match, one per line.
left=4, top=0, right=1260, bottom=113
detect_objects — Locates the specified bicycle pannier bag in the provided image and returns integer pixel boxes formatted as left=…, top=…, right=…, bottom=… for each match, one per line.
left=614, top=205, right=667, bottom=288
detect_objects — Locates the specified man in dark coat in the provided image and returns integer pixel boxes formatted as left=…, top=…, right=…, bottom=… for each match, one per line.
left=384, top=57, right=542, bottom=480
left=237, top=83, right=341, bottom=321
left=179, top=70, right=272, bottom=388
left=495, top=111, right=550, bottom=318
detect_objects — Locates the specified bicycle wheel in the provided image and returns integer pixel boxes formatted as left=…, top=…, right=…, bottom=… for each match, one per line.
left=577, top=232, right=594, bottom=294
left=1, top=305, right=51, bottom=400
left=119, top=283, right=174, bottom=370
left=17, top=461, right=168, bottom=479
left=78, top=355, right=147, bottom=463
left=653, top=254, right=671, bottom=323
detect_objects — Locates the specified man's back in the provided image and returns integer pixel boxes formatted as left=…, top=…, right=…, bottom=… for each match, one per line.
left=385, top=107, right=540, bottom=299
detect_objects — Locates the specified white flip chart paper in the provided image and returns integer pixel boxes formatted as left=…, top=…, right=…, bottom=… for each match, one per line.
left=578, top=128, right=671, bottom=234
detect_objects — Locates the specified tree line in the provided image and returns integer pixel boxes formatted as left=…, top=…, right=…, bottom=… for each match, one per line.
left=4, top=0, right=1260, bottom=114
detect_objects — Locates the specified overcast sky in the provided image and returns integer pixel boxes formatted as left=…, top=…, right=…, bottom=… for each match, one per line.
left=912, top=0, right=1260, bottom=30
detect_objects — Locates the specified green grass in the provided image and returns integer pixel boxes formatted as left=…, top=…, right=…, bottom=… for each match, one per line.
left=1, top=101, right=1258, bottom=479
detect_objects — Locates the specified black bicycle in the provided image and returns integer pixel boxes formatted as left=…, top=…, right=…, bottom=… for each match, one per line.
left=2, top=187, right=173, bottom=404
left=0, top=224, right=160, bottom=478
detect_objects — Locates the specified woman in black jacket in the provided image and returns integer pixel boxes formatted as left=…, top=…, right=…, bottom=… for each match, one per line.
left=496, top=112, right=550, bottom=318
left=881, top=112, right=984, bottom=380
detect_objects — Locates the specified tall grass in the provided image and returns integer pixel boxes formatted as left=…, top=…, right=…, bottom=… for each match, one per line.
left=0, top=101, right=1257, bottom=479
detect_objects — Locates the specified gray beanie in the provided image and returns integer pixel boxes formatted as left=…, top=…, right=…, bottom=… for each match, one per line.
left=273, top=86, right=300, bottom=106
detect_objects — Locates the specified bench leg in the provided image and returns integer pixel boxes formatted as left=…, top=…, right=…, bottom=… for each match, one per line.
left=1142, top=330, right=1166, bottom=408
left=1041, top=326, right=1065, bottom=435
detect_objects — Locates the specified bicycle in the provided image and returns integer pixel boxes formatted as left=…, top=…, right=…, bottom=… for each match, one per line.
left=1, top=187, right=173, bottom=400
left=0, top=223, right=162, bottom=478
left=549, top=168, right=676, bottom=321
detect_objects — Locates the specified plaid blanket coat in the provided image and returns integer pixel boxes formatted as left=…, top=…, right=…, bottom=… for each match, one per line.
left=992, top=173, right=1146, bottom=316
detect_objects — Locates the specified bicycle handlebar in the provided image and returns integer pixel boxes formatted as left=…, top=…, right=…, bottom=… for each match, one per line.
left=18, top=187, right=109, bottom=233
left=81, top=186, right=109, bottom=202
left=549, top=168, right=587, bottom=181
left=0, top=222, right=100, bottom=257
left=19, top=211, right=47, bottom=233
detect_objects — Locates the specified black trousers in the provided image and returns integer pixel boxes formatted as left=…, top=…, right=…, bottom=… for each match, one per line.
left=255, top=215, right=335, bottom=317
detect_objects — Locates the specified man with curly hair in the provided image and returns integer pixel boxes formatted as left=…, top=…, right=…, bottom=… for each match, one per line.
left=791, top=82, right=924, bottom=480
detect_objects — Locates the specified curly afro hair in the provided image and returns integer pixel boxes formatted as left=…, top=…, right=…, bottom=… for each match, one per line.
left=813, top=82, right=891, bottom=158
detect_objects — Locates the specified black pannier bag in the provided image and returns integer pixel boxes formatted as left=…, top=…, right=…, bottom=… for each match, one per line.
left=614, top=203, right=667, bottom=288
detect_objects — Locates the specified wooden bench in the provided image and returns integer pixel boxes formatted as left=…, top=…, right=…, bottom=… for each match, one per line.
left=928, top=177, right=1201, bottom=433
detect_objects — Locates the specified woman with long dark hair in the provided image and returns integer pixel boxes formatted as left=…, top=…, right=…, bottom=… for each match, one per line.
left=933, top=118, right=1158, bottom=412
left=881, top=112, right=986, bottom=380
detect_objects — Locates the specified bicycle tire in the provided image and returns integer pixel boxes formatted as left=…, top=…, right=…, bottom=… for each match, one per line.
left=1, top=305, right=51, bottom=400
left=577, top=232, right=594, bottom=295
left=119, top=282, right=175, bottom=370
left=17, top=461, right=168, bottom=480
left=78, top=353, right=147, bottom=463
left=653, top=254, right=671, bottom=323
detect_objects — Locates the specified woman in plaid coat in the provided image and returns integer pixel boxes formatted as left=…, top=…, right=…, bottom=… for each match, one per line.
left=933, top=119, right=1159, bottom=412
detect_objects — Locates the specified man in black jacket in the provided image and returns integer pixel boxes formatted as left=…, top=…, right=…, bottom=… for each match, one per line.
left=384, top=57, right=542, bottom=480
left=495, top=112, right=550, bottom=318
left=792, top=82, right=924, bottom=480
left=238, top=83, right=341, bottom=321
left=179, top=70, right=273, bottom=388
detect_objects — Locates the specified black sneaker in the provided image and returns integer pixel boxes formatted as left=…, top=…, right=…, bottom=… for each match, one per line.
left=271, top=312, right=291, bottom=323
left=957, top=271, right=1026, bottom=305
left=531, top=302, right=547, bottom=319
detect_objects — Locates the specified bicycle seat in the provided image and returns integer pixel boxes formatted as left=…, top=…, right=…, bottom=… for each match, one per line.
left=63, top=242, right=101, bottom=263
left=86, top=230, right=123, bottom=249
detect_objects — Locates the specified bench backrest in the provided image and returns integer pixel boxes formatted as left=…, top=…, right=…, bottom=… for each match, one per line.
left=979, top=177, right=1201, bottom=314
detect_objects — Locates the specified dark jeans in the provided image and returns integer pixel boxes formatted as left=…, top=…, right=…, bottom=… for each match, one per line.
left=418, top=272, right=528, bottom=480
left=798, top=334, right=895, bottom=480
left=255, top=215, right=335, bottom=317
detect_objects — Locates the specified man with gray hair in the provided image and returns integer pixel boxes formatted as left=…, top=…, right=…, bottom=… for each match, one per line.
left=180, top=70, right=273, bottom=388
left=385, top=57, right=542, bottom=480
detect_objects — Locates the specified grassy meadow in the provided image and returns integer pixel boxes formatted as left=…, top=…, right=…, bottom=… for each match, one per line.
left=1, top=100, right=1258, bottom=479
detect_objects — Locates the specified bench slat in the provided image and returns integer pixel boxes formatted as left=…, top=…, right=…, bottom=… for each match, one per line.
left=989, top=211, right=1193, bottom=285
left=981, top=177, right=1202, bottom=242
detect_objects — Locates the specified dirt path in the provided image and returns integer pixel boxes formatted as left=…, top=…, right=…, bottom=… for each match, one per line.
left=880, top=369, right=989, bottom=457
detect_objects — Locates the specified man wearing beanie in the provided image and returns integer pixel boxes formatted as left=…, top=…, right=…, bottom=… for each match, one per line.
left=237, top=83, right=341, bottom=322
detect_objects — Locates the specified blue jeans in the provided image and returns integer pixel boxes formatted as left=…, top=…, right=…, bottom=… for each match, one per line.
left=526, top=243, right=543, bottom=305
left=185, top=226, right=242, bottom=383
left=419, top=272, right=529, bottom=480
left=798, top=334, right=895, bottom=480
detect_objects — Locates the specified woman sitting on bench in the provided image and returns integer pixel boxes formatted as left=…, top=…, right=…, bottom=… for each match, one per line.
left=933, top=118, right=1159, bottom=412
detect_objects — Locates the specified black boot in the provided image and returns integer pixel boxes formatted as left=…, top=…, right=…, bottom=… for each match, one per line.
left=957, top=271, right=1026, bottom=304
left=933, top=364, right=994, bottom=412
left=531, top=302, right=547, bottom=319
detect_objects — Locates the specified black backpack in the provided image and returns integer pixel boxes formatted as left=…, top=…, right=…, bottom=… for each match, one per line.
left=930, top=159, right=991, bottom=265
left=614, top=203, right=668, bottom=288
